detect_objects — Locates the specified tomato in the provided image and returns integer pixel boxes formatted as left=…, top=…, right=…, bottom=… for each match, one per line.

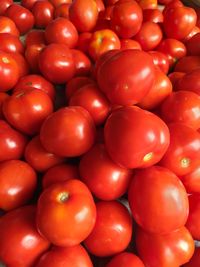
left=88, top=29, right=121, bottom=60
left=138, top=67, right=172, bottom=110
left=97, top=49, right=155, bottom=105
left=40, top=106, right=96, bottom=157
left=35, top=245, right=93, bottom=267
left=120, top=39, right=141, bottom=50
left=0, top=51, right=19, bottom=92
left=79, top=143, right=132, bottom=200
left=148, top=51, right=169, bottom=74
left=14, top=74, right=56, bottom=101
left=163, top=6, right=197, bottom=40
left=25, top=30, right=46, bottom=47
left=3, top=88, right=53, bottom=135
left=110, top=0, right=143, bottom=38
left=0, top=92, right=8, bottom=119
left=54, top=3, right=70, bottom=19
left=69, top=83, right=110, bottom=125
left=185, top=32, right=200, bottom=56
left=49, top=0, right=72, bottom=8
left=160, top=91, right=200, bottom=130
left=160, top=123, right=200, bottom=176
left=174, top=56, right=200, bottom=73
left=0, top=159, right=37, bottom=211
left=0, top=0, right=13, bottom=15
left=0, top=16, right=19, bottom=36
left=106, top=252, right=145, bottom=267
left=136, top=226, right=194, bottom=267
left=181, top=166, right=200, bottom=194
left=5, top=4, right=34, bottom=35
left=0, top=33, right=24, bottom=54
left=128, top=166, right=189, bottom=234
left=71, top=49, right=91, bottom=76
left=183, top=247, right=200, bottom=267
left=42, top=163, right=79, bottom=188
left=69, top=0, right=98, bottom=32
left=138, top=0, right=157, bottom=9
left=39, top=43, right=75, bottom=84
left=134, top=21, right=162, bottom=51
left=10, top=52, right=30, bottom=79
left=76, top=32, right=92, bottom=54
left=158, top=0, right=174, bottom=5
left=32, top=0, right=55, bottom=28
left=0, top=206, right=50, bottom=267
left=168, top=71, right=185, bottom=91
left=37, top=179, right=96, bottom=246
left=183, top=26, right=200, bottom=43
left=45, top=18, right=78, bottom=49
left=104, top=106, right=169, bottom=169
left=21, top=0, right=38, bottom=10
left=143, top=8, right=163, bottom=23
left=0, top=120, right=27, bottom=162
left=25, top=43, right=46, bottom=73
left=177, top=68, right=200, bottom=96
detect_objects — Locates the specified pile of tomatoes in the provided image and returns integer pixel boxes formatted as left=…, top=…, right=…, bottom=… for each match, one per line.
left=1, top=0, right=200, bottom=266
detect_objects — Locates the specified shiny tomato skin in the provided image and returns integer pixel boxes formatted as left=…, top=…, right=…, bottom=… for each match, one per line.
left=106, top=252, right=145, bottom=267
left=177, top=68, right=200, bottom=96
left=0, top=33, right=24, bottom=54
left=0, top=16, right=19, bottom=36
left=110, top=0, right=143, bottom=38
left=71, top=49, right=91, bottom=76
left=25, top=135, right=64, bottom=173
left=25, top=30, right=46, bottom=47
left=0, top=206, right=50, bottom=267
left=39, top=43, right=75, bottom=84
left=138, top=0, right=157, bottom=10
left=5, top=4, right=34, bottom=35
left=97, top=49, right=155, bottom=105
left=181, top=166, right=200, bottom=194
left=185, top=32, right=200, bottom=56
left=54, top=3, right=70, bottom=19
left=0, top=159, right=37, bottom=211
left=120, top=39, right=142, bottom=50
left=143, top=8, right=163, bottom=23
left=174, top=56, right=200, bottom=73
left=104, top=106, right=170, bottom=169
left=160, top=91, right=200, bottom=130
left=183, top=247, right=200, bottom=267
left=10, top=52, right=30, bottom=79
left=69, top=0, right=98, bottom=32
left=25, top=43, right=46, bottom=74
left=42, top=163, right=79, bottom=189
left=148, top=51, right=169, bottom=74
left=183, top=26, right=200, bottom=43
left=84, top=201, right=132, bottom=257
left=37, top=179, right=96, bottom=247
left=160, top=123, right=200, bottom=176
left=45, top=17, right=78, bottom=49
left=32, top=1, right=55, bottom=28
left=79, top=143, right=132, bottom=200
left=3, top=88, right=53, bottom=135
left=0, top=0, right=13, bottom=15
left=136, top=226, right=195, bottom=267
left=128, top=166, right=189, bottom=234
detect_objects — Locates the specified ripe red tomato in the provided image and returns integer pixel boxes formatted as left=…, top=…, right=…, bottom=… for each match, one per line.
left=37, top=179, right=96, bottom=246
left=174, top=56, right=200, bottom=73
left=0, top=0, right=13, bottom=15
left=25, top=29, right=46, bottom=47
left=148, top=51, right=169, bottom=74
left=0, top=120, right=27, bottom=162
left=54, top=3, right=70, bottom=18
left=69, top=0, right=98, bottom=32
left=183, top=247, right=200, bottom=267
left=25, top=43, right=46, bottom=73
left=0, top=159, right=37, bottom=211
left=97, top=49, right=155, bottom=105
left=183, top=26, right=200, bottom=42
left=0, top=33, right=24, bottom=54
left=128, top=166, right=189, bottom=234
left=71, top=49, right=91, bottom=76
left=0, top=206, right=50, bottom=266
left=35, top=245, right=93, bottom=267
left=138, top=0, right=157, bottom=10
left=168, top=71, right=185, bottom=90
left=181, top=166, right=200, bottom=194
left=76, top=32, right=92, bottom=54
left=10, top=52, right=30, bottom=79
left=79, top=143, right=132, bottom=200
left=40, top=106, right=96, bottom=157
left=45, top=18, right=78, bottom=48
left=185, top=32, right=200, bottom=56
left=136, top=226, right=195, bottom=267
left=120, top=39, right=142, bottom=50
left=21, top=0, right=38, bottom=10
left=49, top=0, right=72, bottom=8
left=143, top=8, right=163, bottom=23
left=0, top=16, right=19, bottom=36
left=39, top=43, right=75, bottom=84
left=104, top=106, right=170, bottom=169
left=84, top=201, right=132, bottom=257
left=160, top=123, right=200, bottom=176
left=177, top=68, right=200, bottom=96
left=110, top=0, right=143, bottom=38
left=3, top=88, right=53, bottom=135
left=32, top=0, right=55, bottom=28
left=42, top=163, right=79, bottom=188
left=106, top=252, right=145, bottom=267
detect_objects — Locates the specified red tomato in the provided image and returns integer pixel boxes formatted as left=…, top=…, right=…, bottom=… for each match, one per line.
left=0, top=33, right=24, bottom=54
left=134, top=21, right=162, bottom=51
left=185, top=32, right=200, bottom=56
left=0, top=159, right=37, bottom=211
left=97, top=49, right=155, bottom=105
left=79, top=143, right=132, bottom=200
left=5, top=4, right=34, bottom=35
left=71, top=49, right=91, bottom=76
left=160, top=123, right=200, bottom=176
left=35, top=245, right=93, bottom=267
left=0, top=206, right=50, bottom=267
left=49, top=0, right=72, bottom=8
left=104, top=106, right=170, bottom=169
left=128, top=166, right=189, bottom=234
left=177, top=69, right=200, bottom=96
left=69, top=0, right=98, bottom=32
left=136, top=226, right=195, bottom=267
left=138, top=0, right=157, bottom=9
left=14, top=74, right=56, bottom=101
left=76, top=32, right=92, bottom=54
left=45, top=18, right=78, bottom=48
left=0, top=16, right=19, bottom=36
left=0, top=51, right=19, bottom=92
left=25, top=136, right=64, bottom=173
left=0, top=120, right=27, bottom=162
left=163, top=6, right=197, bottom=40
left=25, top=43, right=46, bottom=73
left=69, top=83, right=110, bottom=125
left=181, top=166, right=200, bottom=194
left=174, top=56, right=200, bottom=73
left=3, top=88, right=53, bottom=135
left=84, top=201, right=132, bottom=257
left=39, top=43, right=75, bottom=84
left=88, top=29, right=121, bottom=60
left=0, top=0, right=13, bottom=15
left=148, top=51, right=169, bottom=74
left=161, top=91, right=200, bottom=130
left=40, top=106, right=96, bottom=157
left=106, top=252, right=145, bottom=267
left=25, top=30, right=46, bottom=47
left=183, top=26, right=200, bottom=43
left=0, top=92, right=8, bottom=118
left=21, top=0, right=38, bottom=10
left=54, top=3, right=70, bottom=18
left=32, top=0, right=55, bottom=28
left=42, top=163, right=79, bottom=188
left=168, top=71, right=185, bottom=90
left=37, top=179, right=96, bottom=246
left=10, top=52, right=30, bottom=79
left=120, top=39, right=142, bottom=50
left=183, top=247, right=200, bottom=267
left=110, top=0, right=143, bottom=38
left=143, top=8, right=163, bottom=23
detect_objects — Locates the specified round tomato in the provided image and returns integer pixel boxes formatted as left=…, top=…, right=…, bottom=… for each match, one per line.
left=106, top=252, right=145, bottom=267
left=32, top=0, right=54, bottom=28
left=143, top=8, right=163, bottom=23
left=181, top=166, right=200, bottom=194
left=0, top=33, right=24, bottom=54
left=0, top=16, right=19, bottom=36
left=71, top=49, right=91, bottom=76
left=177, top=68, right=200, bottom=96
left=174, top=56, right=200, bottom=73
left=25, top=43, right=46, bottom=74
left=0, top=0, right=13, bottom=15
left=10, top=52, right=30, bottom=79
